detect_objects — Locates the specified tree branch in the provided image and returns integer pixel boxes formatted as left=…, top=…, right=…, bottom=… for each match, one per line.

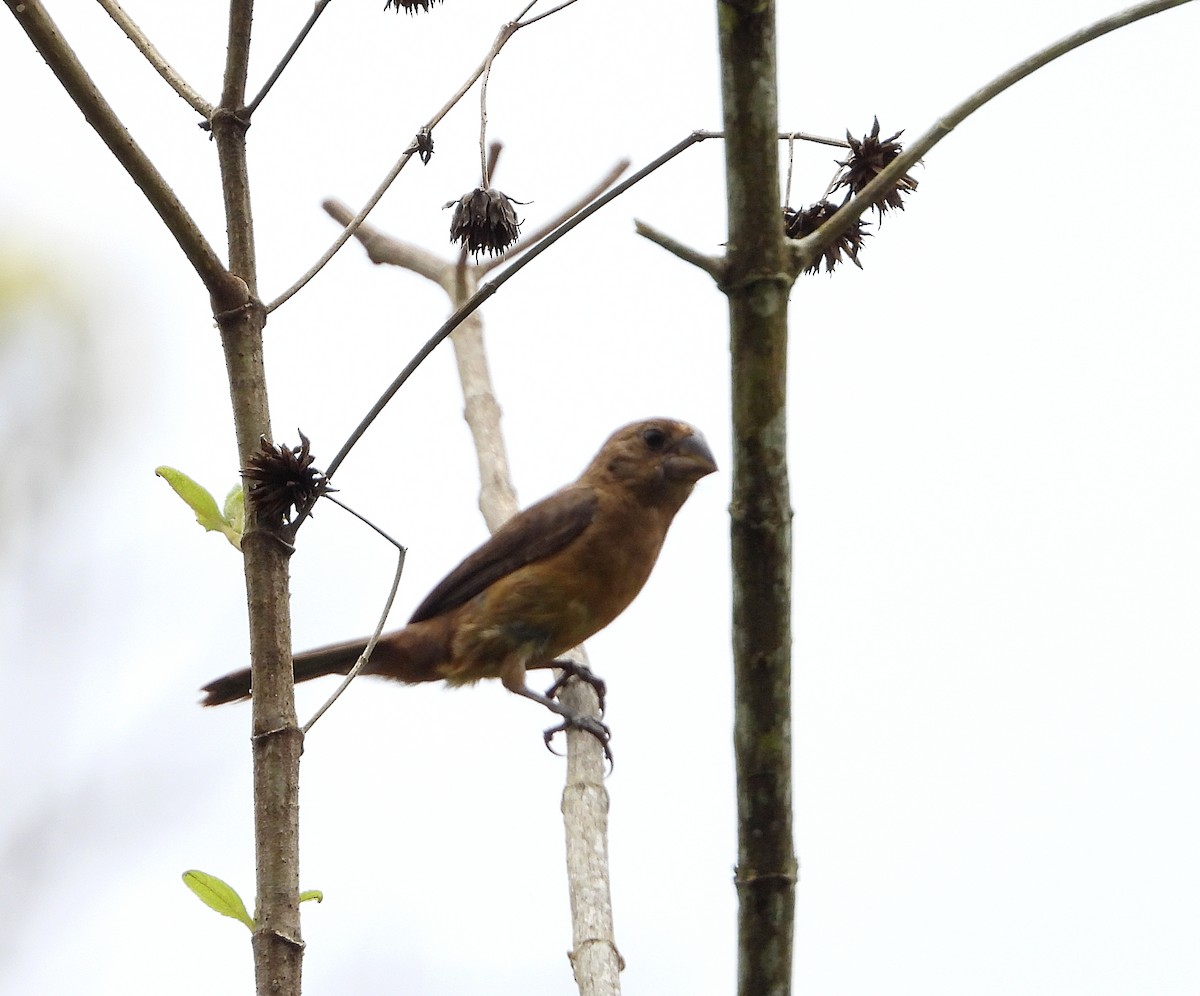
left=4, top=0, right=236, bottom=308
left=715, top=3, right=797, bottom=994
left=795, top=0, right=1195, bottom=273
left=320, top=201, right=451, bottom=283
left=212, top=0, right=304, bottom=992
left=95, top=0, right=214, bottom=117
left=633, top=219, right=726, bottom=282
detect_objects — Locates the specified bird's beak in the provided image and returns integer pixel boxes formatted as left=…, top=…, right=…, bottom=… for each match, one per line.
left=664, top=431, right=718, bottom=482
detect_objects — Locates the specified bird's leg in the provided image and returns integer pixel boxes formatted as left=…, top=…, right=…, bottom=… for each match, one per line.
left=510, top=684, right=613, bottom=767
left=527, top=658, right=608, bottom=716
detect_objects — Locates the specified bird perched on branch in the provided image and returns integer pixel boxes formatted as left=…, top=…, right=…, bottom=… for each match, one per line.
left=201, top=418, right=717, bottom=755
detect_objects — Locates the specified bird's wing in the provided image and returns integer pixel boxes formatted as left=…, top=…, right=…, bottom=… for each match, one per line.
left=408, top=485, right=599, bottom=623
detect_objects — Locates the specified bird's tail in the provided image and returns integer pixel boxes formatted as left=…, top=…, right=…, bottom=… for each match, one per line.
left=199, top=636, right=370, bottom=706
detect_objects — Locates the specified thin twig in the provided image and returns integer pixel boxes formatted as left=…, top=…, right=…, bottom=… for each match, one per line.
left=95, top=0, right=213, bottom=116
left=518, top=0, right=581, bottom=29
left=695, top=128, right=850, bottom=149
left=793, top=0, right=1195, bottom=273
left=245, top=0, right=335, bottom=116
left=479, top=54, right=497, bottom=185
left=783, top=134, right=795, bottom=207
left=302, top=496, right=406, bottom=734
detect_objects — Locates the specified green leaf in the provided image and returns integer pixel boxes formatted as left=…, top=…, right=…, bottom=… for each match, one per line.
left=155, top=467, right=243, bottom=550
left=222, top=484, right=246, bottom=549
left=182, top=870, right=255, bottom=930
left=299, top=890, right=324, bottom=905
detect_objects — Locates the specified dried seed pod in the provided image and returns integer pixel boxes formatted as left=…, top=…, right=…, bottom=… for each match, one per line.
left=832, top=117, right=918, bottom=220
left=384, top=0, right=442, bottom=14
left=415, top=127, right=434, bottom=165
left=445, top=186, right=524, bottom=257
left=783, top=200, right=869, bottom=275
left=243, top=431, right=333, bottom=526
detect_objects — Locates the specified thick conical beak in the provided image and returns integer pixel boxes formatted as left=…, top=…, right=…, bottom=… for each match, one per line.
left=664, top=431, right=718, bottom=482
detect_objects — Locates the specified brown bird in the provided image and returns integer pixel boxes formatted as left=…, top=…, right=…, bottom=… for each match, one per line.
left=201, top=418, right=717, bottom=753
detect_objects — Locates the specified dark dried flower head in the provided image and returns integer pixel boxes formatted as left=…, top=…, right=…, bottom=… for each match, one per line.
left=384, top=0, right=442, bottom=13
left=832, top=117, right=918, bottom=220
left=444, top=186, right=524, bottom=257
left=243, top=431, right=333, bottom=526
left=415, top=127, right=434, bottom=165
left=784, top=200, right=870, bottom=275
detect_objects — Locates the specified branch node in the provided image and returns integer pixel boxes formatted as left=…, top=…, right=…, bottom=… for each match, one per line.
left=253, top=926, right=306, bottom=951
left=207, top=105, right=251, bottom=134
left=240, top=525, right=297, bottom=556
left=567, top=937, right=626, bottom=973
left=251, top=723, right=304, bottom=746
left=733, top=866, right=799, bottom=887
left=212, top=292, right=266, bottom=329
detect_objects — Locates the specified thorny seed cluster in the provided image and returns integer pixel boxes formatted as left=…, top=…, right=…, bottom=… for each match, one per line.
left=383, top=0, right=443, bottom=14
left=787, top=117, right=919, bottom=275
left=243, top=432, right=333, bottom=527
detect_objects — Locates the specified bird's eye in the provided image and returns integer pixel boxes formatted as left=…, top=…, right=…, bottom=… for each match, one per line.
left=642, top=427, right=667, bottom=450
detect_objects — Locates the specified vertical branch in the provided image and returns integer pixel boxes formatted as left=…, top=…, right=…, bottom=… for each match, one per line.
left=214, top=0, right=303, bottom=993
left=716, top=1, right=796, bottom=994
left=218, top=0, right=258, bottom=293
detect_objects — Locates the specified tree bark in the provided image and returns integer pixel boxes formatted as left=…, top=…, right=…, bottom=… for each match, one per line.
left=716, top=2, right=797, bottom=994
left=215, top=1, right=304, bottom=991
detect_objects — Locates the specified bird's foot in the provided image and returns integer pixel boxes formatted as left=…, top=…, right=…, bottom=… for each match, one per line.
left=543, top=660, right=608, bottom=716
left=543, top=713, right=613, bottom=768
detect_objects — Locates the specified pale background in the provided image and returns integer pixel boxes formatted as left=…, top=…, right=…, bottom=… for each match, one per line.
left=2, top=0, right=1198, bottom=992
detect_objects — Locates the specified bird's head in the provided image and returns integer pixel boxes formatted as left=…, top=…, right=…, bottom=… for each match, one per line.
left=584, top=418, right=717, bottom=510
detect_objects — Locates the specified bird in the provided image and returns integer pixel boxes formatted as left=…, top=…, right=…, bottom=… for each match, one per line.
left=200, top=418, right=717, bottom=756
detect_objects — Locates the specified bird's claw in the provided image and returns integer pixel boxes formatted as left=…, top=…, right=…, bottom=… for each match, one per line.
left=543, top=714, right=613, bottom=768
left=543, top=661, right=608, bottom=716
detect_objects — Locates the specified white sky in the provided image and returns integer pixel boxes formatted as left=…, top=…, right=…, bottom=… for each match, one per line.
left=2, top=0, right=1198, bottom=993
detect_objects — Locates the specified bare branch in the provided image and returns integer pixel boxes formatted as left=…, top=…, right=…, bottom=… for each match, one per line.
left=212, top=1, right=306, bottom=993
left=634, top=219, right=726, bottom=282
left=4, top=0, right=235, bottom=305
left=321, top=199, right=449, bottom=282
left=95, top=0, right=213, bottom=117
left=795, top=0, right=1195, bottom=274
